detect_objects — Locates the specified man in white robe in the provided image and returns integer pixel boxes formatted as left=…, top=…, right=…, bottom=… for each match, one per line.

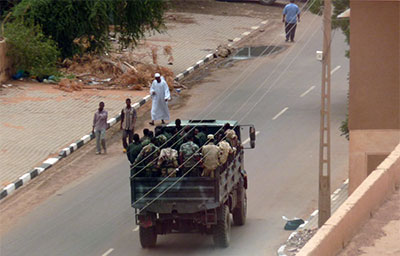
left=149, top=73, right=171, bottom=125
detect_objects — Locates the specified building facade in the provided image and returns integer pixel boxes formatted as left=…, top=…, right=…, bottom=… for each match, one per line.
left=348, top=0, right=400, bottom=193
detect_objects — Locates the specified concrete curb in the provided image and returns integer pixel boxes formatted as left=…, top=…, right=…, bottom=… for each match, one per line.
left=0, top=94, right=152, bottom=200
left=276, top=179, right=349, bottom=256
left=296, top=144, right=400, bottom=256
left=0, top=18, right=268, bottom=201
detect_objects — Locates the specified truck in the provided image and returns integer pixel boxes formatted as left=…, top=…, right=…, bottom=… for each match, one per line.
left=130, top=120, right=256, bottom=248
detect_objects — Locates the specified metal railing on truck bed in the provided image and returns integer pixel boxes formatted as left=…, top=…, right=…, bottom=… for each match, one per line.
left=131, top=176, right=219, bottom=213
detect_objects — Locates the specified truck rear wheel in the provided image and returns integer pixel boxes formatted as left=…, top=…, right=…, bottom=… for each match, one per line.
left=233, top=187, right=247, bottom=226
left=213, top=205, right=231, bottom=248
left=139, top=226, right=157, bottom=248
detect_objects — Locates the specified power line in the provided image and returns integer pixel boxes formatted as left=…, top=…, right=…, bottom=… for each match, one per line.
left=128, top=0, right=321, bottom=179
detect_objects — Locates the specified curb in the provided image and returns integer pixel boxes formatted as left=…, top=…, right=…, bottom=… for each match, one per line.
left=0, top=94, right=152, bottom=200
left=0, top=18, right=269, bottom=201
left=0, top=52, right=216, bottom=201
left=276, top=179, right=349, bottom=256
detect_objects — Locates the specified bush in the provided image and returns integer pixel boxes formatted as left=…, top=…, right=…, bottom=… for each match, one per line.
left=4, top=21, right=60, bottom=77
left=11, top=0, right=167, bottom=58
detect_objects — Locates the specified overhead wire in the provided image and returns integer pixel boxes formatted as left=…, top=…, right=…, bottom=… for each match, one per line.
left=135, top=6, right=329, bottom=213
left=128, top=0, right=320, bottom=179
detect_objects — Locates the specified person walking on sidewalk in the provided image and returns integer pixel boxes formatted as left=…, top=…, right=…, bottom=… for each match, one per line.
left=92, top=102, right=108, bottom=155
left=282, top=0, right=300, bottom=42
left=149, top=73, right=170, bottom=126
left=121, top=98, right=137, bottom=152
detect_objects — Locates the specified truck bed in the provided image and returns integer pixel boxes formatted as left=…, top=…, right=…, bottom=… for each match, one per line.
left=131, top=177, right=219, bottom=213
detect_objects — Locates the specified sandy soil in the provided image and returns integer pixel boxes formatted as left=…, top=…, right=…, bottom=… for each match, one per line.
left=168, top=0, right=287, bottom=19
left=337, top=188, right=400, bottom=256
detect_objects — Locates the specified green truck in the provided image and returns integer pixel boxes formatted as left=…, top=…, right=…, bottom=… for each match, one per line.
left=130, top=120, right=256, bottom=248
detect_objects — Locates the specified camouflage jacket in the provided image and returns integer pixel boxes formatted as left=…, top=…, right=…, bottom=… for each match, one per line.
left=140, top=136, right=151, bottom=147
left=157, top=148, right=178, bottom=168
left=179, top=141, right=200, bottom=168
left=155, top=134, right=167, bottom=147
left=134, top=143, right=159, bottom=167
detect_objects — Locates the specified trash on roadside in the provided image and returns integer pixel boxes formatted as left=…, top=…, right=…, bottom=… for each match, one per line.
left=12, top=70, right=28, bottom=80
left=58, top=53, right=174, bottom=92
left=216, top=44, right=233, bottom=58
left=43, top=79, right=57, bottom=84
left=56, top=78, right=83, bottom=92
left=282, top=216, right=305, bottom=230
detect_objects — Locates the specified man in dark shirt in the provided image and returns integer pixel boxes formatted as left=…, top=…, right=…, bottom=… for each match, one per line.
left=127, top=134, right=143, bottom=164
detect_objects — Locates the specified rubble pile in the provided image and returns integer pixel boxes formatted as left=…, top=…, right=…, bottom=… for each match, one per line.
left=284, top=229, right=318, bottom=256
left=57, top=78, right=84, bottom=92
left=57, top=53, right=175, bottom=92
left=216, top=44, right=233, bottom=58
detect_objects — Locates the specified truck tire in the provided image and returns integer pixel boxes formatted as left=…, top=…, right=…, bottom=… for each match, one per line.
left=213, top=205, right=231, bottom=248
left=233, top=187, right=247, bottom=226
left=139, top=226, right=157, bottom=248
left=260, top=0, right=276, bottom=5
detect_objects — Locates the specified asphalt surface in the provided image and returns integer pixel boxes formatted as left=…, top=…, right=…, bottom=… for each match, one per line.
left=1, top=14, right=350, bottom=256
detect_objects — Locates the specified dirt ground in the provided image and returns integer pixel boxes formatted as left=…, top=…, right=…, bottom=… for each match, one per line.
left=168, top=0, right=287, bottom=18
left=337, top=188, right=400, bottom=256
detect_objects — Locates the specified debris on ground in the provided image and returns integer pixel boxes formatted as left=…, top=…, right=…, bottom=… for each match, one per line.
left=216, top=44, right=233, bottom=58
left=56, top=79, right=84, bottom=92
left=284, top=229, right=318, bottom=256
left=57, top=53, right=175, bottom=92
left=282, top=216, right=305, bottom=230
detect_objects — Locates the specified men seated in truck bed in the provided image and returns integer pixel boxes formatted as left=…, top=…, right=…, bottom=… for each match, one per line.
left=157, top=147, right=179, bottom=177
left=155, top=126, right=167, bottom=147
left=127, top=134, right=143, bottom=165
left=201, top=134, right=221, bottom=178
left=179, top=132, right=202, bottom=177
left=194, top=126, right=207, bottom=147
left=141, top=129, right=153, bottom=147
left=216, top=133, right=234, bottom=167
left=133, top=137, right=160, bottom=177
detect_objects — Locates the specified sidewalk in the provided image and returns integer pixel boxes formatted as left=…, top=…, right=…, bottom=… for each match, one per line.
left=0, top=10, right=266, bottom=191
left=129, top=12, right=264, bottom=75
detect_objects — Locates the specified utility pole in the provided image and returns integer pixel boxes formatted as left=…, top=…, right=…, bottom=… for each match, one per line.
left=318, top=0, right=332, bottom=228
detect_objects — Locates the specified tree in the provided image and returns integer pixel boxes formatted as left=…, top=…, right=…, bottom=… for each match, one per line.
left=10, top=0, right=167, bottom=57
left=309, top=0, right=349, bottom=48
left=4, top=21, right=60, bottom=77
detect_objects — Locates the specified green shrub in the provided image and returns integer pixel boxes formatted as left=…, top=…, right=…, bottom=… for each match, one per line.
left=11, top=0, right=167, bottom=58
left=4, top=21, right=60, bottom=77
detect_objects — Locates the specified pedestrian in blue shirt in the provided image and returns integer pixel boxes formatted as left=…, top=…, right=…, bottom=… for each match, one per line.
left=283, top=0, right=300, bottom=42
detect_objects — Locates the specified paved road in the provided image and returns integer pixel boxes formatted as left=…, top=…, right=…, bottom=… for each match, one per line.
left=1, top=15, right=350, bottom=256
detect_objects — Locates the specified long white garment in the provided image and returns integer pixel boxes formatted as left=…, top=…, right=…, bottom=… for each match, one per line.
left=150, top=79, right=171, bottom=121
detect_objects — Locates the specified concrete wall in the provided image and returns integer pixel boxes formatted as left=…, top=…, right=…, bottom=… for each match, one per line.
left=348, top=0, right=400, bottom=193
left=349, top=130, right=400, bottom=193
left=297, top=143, right=400, bottom=256
left=0, top=39, right=12, bottom=83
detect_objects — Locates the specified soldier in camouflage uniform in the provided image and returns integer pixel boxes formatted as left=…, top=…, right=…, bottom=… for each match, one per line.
left=179, top=133, right=202, bottom=177
left=155, top=128, right=168, bottom=147
left=134, top=137, right=160, bottom=177
left=141, top=129, right=152, bottom=147
left=157, top=148, right=179, bottom=177
left=194, top=127, right=207, bottom=147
